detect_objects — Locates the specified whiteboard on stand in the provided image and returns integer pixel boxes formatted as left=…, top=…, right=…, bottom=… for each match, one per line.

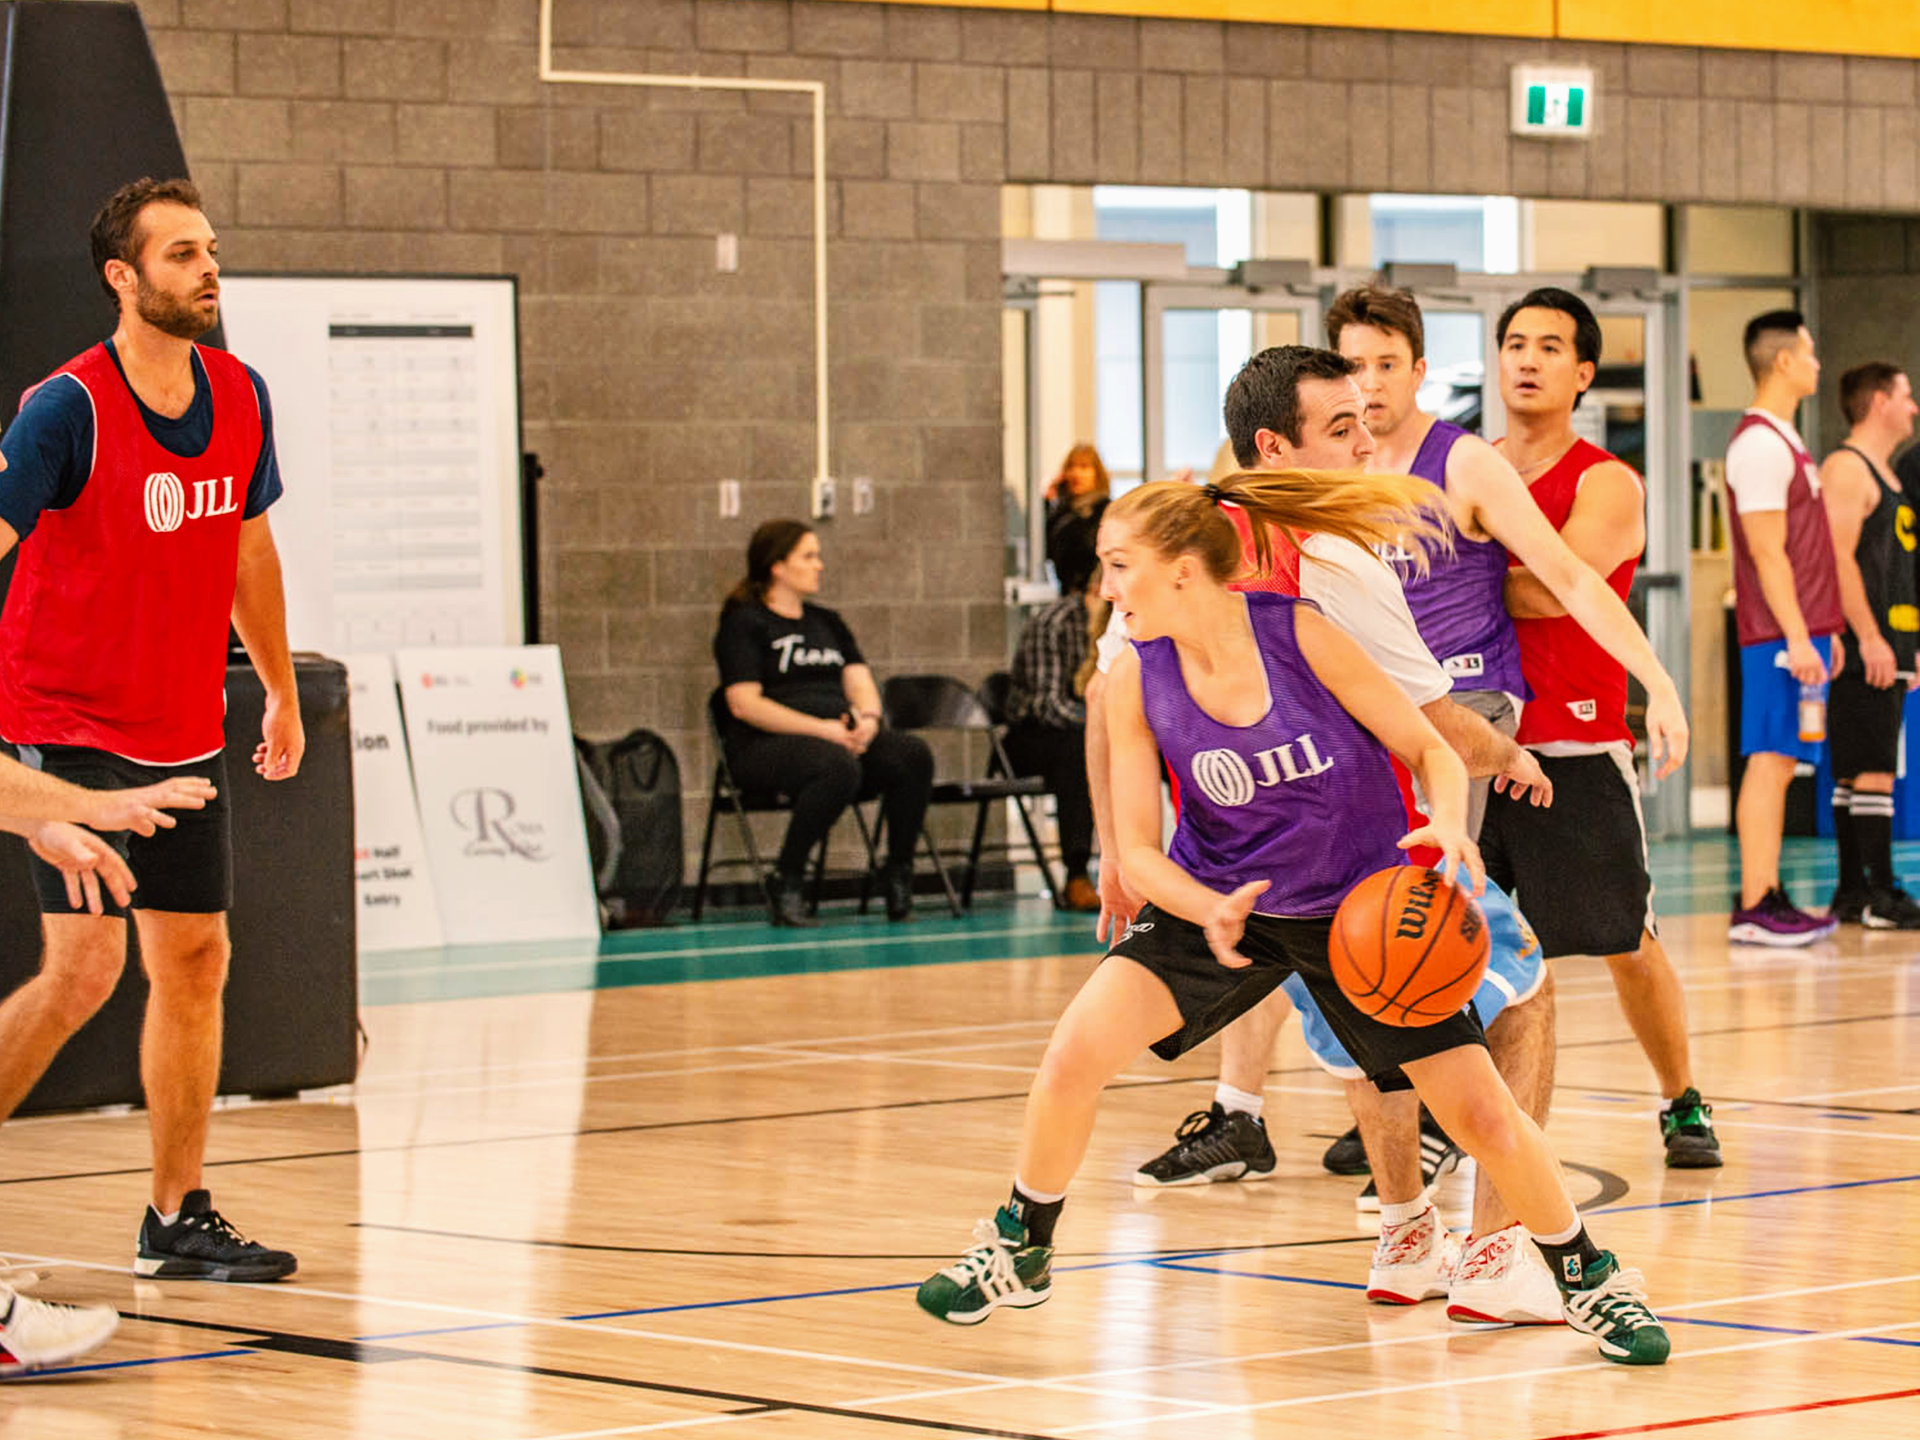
left=215, top=274, right=524, bottom=655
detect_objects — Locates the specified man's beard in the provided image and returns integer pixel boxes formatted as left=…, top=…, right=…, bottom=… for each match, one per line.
left=134, top=271, right=218, bottom=340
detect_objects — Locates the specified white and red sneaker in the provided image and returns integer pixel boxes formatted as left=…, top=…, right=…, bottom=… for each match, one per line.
left=1446, top=1224, right=1566, bottom=1327
left=1366, top=1206, right=1461, bottom=1304
left=0, top=1282, right=118, bottom=1376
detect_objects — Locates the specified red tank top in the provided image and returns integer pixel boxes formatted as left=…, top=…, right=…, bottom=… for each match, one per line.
left=0, top=343, right=261, bottom=762
left=1725, top=412, right=1843, bottom=647
left=1509, top=438, right=1638, bottom=747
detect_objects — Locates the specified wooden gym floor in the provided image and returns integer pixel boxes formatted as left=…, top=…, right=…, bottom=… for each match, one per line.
left=2, top=834, right=1917, bottom=1438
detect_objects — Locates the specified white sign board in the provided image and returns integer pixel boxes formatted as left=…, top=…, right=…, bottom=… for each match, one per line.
left=216, top=275, right=524, bottom=655
left=396, top=645, right=600, bottom=945
left=343, top=652, right=444, bottom=953
left=1510, top=65, right=1594, bottom=138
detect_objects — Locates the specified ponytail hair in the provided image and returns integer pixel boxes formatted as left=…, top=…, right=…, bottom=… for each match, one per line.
left=1104, top=470, right=1451, bottom=586
left=723, top=517, right=815, bottom=614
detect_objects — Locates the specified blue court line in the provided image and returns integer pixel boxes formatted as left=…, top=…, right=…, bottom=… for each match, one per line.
left=359, top=1253, right=1172, bottom=1341
left=1590, top=1172, right=1920, bottom=1215
left=1820, top=1112, right=1877, bottom=1122
left=1666, top=1316, right=1920, bottom=1348
left=6, top=1347, right=254, bottom=1380
left=1150, top=1260, right=1363, bottom=1290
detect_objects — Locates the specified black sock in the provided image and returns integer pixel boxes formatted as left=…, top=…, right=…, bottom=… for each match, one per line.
left=1854, top=791, right=1895, bottom=893
left=1833, top=784, right=1862, bottom=892
left=1007, top=1184, right=1065, bottom=1248
left=1534, top=1226, right=1606, bottom=1289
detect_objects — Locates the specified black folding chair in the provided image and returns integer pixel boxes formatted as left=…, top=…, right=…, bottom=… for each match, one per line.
left=690, top=688, right=879, bottom=921
left=880, top=674, right=1062, bottom=912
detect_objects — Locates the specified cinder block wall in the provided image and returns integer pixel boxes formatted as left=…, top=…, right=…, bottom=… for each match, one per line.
left=130, top=0, right=1920, bottom=869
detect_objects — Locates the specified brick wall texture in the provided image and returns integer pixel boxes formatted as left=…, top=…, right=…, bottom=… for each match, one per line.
left=132, top=0, right=1920, bottom=859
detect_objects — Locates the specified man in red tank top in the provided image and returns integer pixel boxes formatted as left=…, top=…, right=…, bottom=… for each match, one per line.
left=0, top=179, right=303, bottom=1295
left=1483, top=288, right=1722, bottom=1178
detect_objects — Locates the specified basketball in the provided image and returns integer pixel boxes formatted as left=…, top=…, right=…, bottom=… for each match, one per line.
left=1330, top=865, right=1490, bottom=1027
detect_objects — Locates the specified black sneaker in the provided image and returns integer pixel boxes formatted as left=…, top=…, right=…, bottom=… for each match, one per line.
left=135, top=1190, right=298, bottom=1282
left=1356, top=1115, right=1460, bottom=1213
left=1829, top=886, right=1870, bottom=925
left=1862, top=886, right=1920, bottom=931
left=883, top=863, right=914, bottom=923
left=1659, top=1088, right=1724, bottom=1169
left=1321, top=1124, right=1370, bottom=1175
left=1133, top=1103, right=1276, bottom=1187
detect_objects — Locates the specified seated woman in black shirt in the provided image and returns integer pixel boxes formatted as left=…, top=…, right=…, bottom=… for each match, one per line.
left=714, top=519, right=934, bottom=926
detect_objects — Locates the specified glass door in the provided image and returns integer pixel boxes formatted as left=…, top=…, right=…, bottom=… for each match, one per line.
left=1142, top=283, right=1322, bottom=487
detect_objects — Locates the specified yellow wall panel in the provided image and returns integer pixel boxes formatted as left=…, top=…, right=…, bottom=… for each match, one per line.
left=1559, top=1, right=1920, bottom=58
left=1051, top=0, right=1552, bottom=32
left=836, top=1, right=1915, bottom=57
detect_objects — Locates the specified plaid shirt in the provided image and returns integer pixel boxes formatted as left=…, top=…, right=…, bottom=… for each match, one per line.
left=1006, top=594, right=1088, bottom=730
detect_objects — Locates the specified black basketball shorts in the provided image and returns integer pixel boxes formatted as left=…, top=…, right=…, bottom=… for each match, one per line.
left=13, top=743, right=232, bottom=917
left=1827, top=667, right=1906, bottom=779
left=1480, top=745, right=1652, bottom=959
left=1105, top=904, right=1487, bottom=1092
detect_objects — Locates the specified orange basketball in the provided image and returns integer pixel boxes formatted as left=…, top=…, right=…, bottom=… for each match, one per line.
left=1330, top=865, right=1490, bottom=1028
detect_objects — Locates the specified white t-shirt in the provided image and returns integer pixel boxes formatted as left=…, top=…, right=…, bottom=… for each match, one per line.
left=1094, top=533, right=1451, bottom=708
left=1725, top=409, right=1815, bottom=514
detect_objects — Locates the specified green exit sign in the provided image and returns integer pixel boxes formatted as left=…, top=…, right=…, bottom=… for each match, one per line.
left=1511, top=65, right=1595, bottom=138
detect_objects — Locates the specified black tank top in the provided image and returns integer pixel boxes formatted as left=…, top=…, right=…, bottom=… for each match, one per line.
left=1840, top=443, right=1918, bottom=675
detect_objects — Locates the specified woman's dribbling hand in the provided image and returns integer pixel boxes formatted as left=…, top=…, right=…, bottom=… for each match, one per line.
left=1203, top=880, right=1269, bottom=970
left=1398, top=825, right=1486, bottom=895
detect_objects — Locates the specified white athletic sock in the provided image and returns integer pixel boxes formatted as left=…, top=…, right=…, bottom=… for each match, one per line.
left=1214, top=1082, right=1264, bottom=1119
left=154, top=1208, right=180, bottom=1228
left=1534, top=1215, right=1583, bottom=1247
left=1378, top=1198, right=1430, bottom=1229
left=1012, top=1176, right=1067, bottom=1205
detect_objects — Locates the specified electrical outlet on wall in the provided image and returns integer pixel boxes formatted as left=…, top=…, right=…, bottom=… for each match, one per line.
left=718, top=479, right=740, bottom=518
left=852, top=476, right=874, bottom=515
left=811, top=475, right=836, bottom=520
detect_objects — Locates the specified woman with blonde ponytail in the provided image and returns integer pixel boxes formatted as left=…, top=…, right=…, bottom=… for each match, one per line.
left=916, top=469, right=1670, bottom=1366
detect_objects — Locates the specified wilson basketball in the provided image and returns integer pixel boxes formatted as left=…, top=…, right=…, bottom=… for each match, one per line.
left=1330, top=865, right=1490, bottom=1027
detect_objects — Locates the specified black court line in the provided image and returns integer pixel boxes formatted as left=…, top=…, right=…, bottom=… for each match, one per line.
left=132, top=1312, right=1059, bottom=1440
left=1560, top=1080, right=1920, bottom=1118
left=1, top=1007, right=1910, bottom=1189
left=346, top=1220, right=1375, bottom=1262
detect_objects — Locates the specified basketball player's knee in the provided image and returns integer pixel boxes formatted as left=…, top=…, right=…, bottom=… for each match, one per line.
left=151, top=934, right=231, bottom=1002
left=48, top=949, right=126, bottom=1029
left=1033, top=1028, right=1110, bottom=1100
left=1438, top=1090, right=1525, bottom=1163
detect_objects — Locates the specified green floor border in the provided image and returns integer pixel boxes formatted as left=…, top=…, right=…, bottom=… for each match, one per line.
left=358, top=834, right=1899, bottom=1007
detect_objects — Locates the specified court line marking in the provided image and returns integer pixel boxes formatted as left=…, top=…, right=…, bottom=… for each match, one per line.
left=1775, top=1080, right=1920, bottom=1102
left=1522, top=1384, right=1920, bottom=1440
left=1043, top=1319, right=1920, bottom=1433
left=364, top=923, right=1093, bottom=981
left=839, top=1269, right=1920, bottom=1409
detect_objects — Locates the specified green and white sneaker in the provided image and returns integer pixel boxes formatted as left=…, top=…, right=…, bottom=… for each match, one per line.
left=916, top=1207, right=1053, bottom=1325
left=1559, top=1252, right=1670, bottom=1365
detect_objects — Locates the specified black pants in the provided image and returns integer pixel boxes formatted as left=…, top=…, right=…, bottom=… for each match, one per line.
left=727, top=729, right=934, bottom=877
left=1001, top=721, right=1093, bottom=879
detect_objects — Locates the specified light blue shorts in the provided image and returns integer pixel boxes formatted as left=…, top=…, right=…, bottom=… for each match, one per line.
left=1285, top=877, right=1545, bottom=1079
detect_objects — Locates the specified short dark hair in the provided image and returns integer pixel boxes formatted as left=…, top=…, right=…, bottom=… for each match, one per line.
left=1496, top=287, right=1603, bottom=410
left=1840, top=361, right=1905, bottom=427
left=1496, top=287, right=1602, bottom=366
left=1743, top=309, right=1807, bottom=381
left=1325, top=284, right=1425, bottom=362
left=1223, top=346, right=1359, bottom=464
left=89, top=176, right=204, bottom=307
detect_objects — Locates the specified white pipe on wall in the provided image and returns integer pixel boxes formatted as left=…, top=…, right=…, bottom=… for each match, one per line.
left=537, top=0, right=832, bottom=487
